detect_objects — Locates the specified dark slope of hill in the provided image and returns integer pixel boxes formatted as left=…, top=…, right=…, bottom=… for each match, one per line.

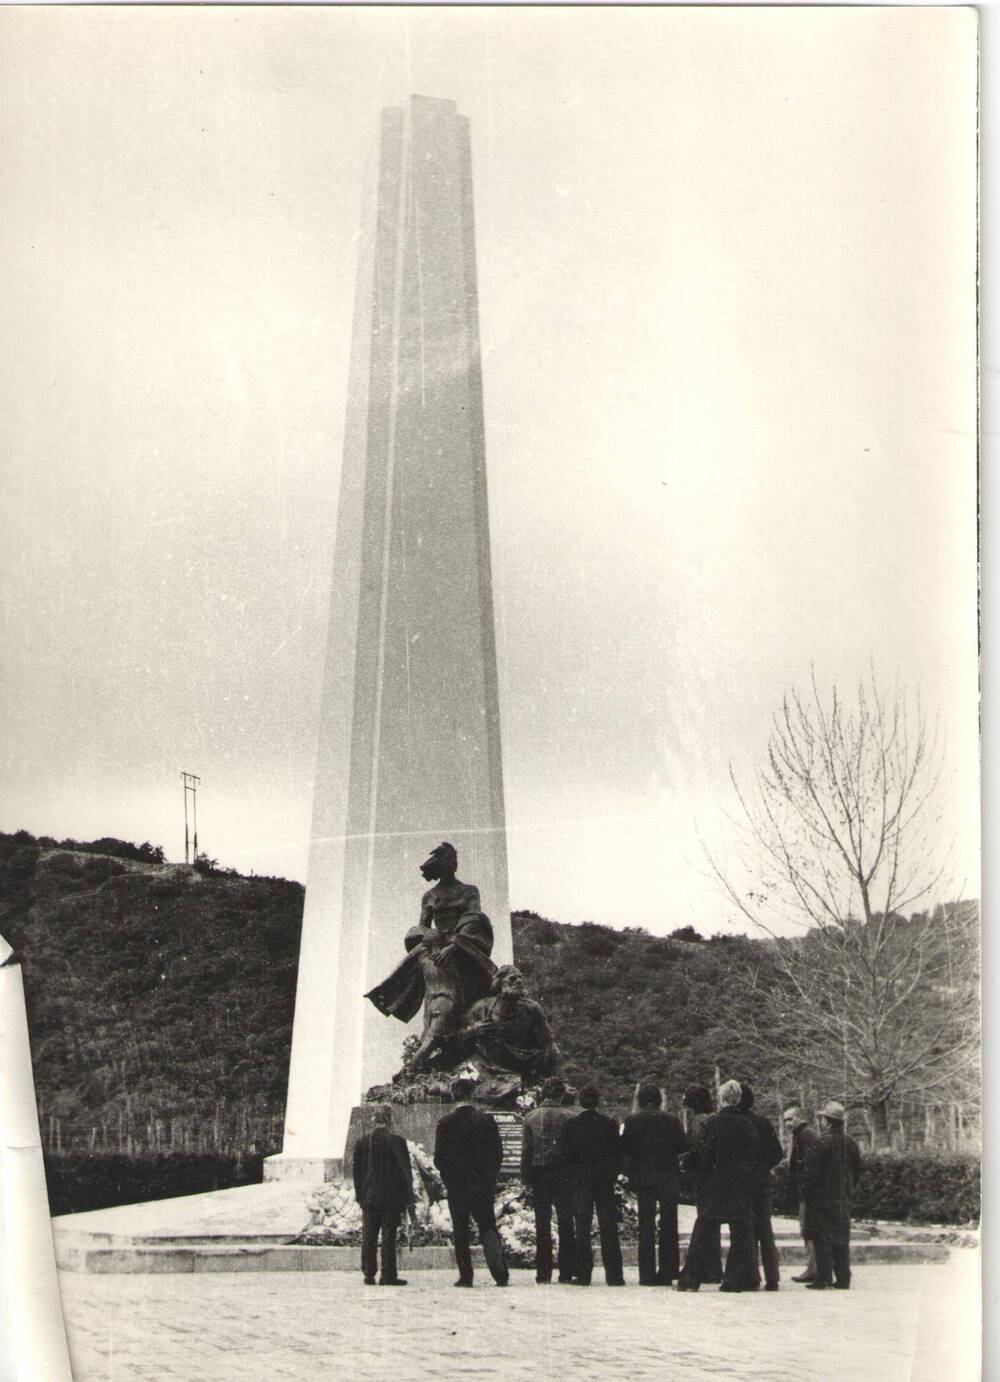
left=514, top=914, right=764, bottom=1112
left=0, top=833, right=301, bottom=1147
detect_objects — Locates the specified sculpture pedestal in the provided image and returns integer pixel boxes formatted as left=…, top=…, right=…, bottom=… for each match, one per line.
left=343, top=1102, right=525, bottom=1178
left=343, top=1102, right=453, bottom=1168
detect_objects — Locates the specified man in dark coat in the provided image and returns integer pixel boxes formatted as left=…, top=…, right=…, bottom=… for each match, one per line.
left=783, top=1104, right=820, bottom=1283
left=620, top=1083, right=689, bottom=1285
left=351, top=1104, right=415, bottom=1285
left=678, top=1084, right=723, bottom=1285
left=520, top=1076, right=578, bottom=1283
left=433, top=1077, right=509, bottom=1287
left=739, top=1081, right=785, bottom=1290
left=559, top=1084, right=625, bottom=1286
left=677, top=1079, right=759, bottom=1292
left=802, top=1101, right=863, bottom=1290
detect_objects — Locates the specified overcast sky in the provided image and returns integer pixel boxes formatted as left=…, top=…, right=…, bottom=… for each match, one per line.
left=0, top=6, right=979, bottom=934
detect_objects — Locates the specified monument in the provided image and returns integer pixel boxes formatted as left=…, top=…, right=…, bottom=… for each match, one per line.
left=272, top=95, right=513, bottom=1173
left=363, top=840, right=559, bottom=1105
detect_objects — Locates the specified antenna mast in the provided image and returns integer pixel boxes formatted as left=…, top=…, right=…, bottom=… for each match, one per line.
left=181, top=772, right=201, bottom=864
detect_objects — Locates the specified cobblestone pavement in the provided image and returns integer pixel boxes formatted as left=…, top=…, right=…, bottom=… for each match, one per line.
left=60, top=1254, right=979, bottom=1382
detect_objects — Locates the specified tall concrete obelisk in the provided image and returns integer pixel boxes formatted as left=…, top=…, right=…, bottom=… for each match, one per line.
left=277, top=96, right=511, bottom=1167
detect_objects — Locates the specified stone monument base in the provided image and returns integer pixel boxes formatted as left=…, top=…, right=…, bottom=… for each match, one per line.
left=345, top=1101, right=525, bottom=1178
left=344, top=1101, right=453, bottom=1167
left=262, top=1155, right=343, bottom=1184
left=261, top=1099, right=523, bottom=1184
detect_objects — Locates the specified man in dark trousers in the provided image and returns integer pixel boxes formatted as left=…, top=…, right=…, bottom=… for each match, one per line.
left=676, top=1079, right=759, bottom=1292
left=351, top=1104, right=415, bottom=1286
left=434, top=1076, right=509, bottom=1287
left=802, top=1101, right=863, bottom=1290
left=520, top=1076, right=577, bottom=1283
left=620, top=1083, right=689, bottom=1286
left=738, top=1081, right=785, bottom=1290
left=783, top=1104, right=820, bottom=1283
left=678, top=1084, right=723, bottom=1285
left=560, top=1084, right=625, bottom=1286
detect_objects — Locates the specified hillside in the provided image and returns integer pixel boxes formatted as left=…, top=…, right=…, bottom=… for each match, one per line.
left=0, top=831, right=978, bottom=1154
left=0, top=832, right=301, bottom=1151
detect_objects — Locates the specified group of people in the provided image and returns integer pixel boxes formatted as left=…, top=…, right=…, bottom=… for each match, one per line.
left=351, top=1074, right=862, bottom=1291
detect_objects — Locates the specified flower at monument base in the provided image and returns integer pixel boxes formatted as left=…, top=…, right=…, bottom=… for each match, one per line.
left=614, top=1176, right=640, bottom=1242
left=407, top=1138, right=446, bottom=1206
left=428, top=1200, right=452, bottom=1235
left=301, top=1178, right=365, bottom=1243
left=494, top=1181, right=537, bottom=1265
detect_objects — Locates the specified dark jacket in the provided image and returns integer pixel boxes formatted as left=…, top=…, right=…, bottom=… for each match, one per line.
left=694, top=1107, right=760, bottom=1221
left=620, top=1110, right=689, bottom=1191
left=743, top=1110, right=784, bottom=1192
left=802, top=1126, right=862, bottom=1244
left=434, top=1103, right=503, bottom=1198
left=788, top=1124, right=820, bottom=1203
left=352, top=1128, right=414, bottom=1212
left=559, top=1108, right=622, bottom=1184
left=679, top=1110, right=712, bottom=1209
left=520, top=1100, right=576, bottom=1179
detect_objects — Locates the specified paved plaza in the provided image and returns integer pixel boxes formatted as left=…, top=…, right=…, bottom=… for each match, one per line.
left=59, top=1253, right=979, bottom=1382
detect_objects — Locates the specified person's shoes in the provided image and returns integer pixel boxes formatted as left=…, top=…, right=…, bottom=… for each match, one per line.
left=765, top=1283, right=780, bottom=1292
left=805, top=1282, right=830, bottom=1290
left=606, top=1280, right=626, bottom=1287
left=495, top=1279, right=510, bottom=1288
left=675, top=1280, right=699, bottom=1292
left=573, top=1279, right=592, bottom=1286
left=833, top=1283, right=850, bottom=1290
left=363, top=1277, right=377, bottom=1285
left=655, top=1277, right=675, bottom=1287
left=379, top=1278, right=408, bottom=1286
left=791, top=1272, right=816, bottom=1283
left=535, top=1276, right=551, bottom=1284
left=718, top=1283, right=743, bottom=1292
left=453, top=1279, right=473, bottom=1288
left=557, top=1276, right=575, bottom=1284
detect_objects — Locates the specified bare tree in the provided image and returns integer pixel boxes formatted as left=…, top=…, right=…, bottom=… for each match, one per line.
left=706, top=671, right=978, bottom=1148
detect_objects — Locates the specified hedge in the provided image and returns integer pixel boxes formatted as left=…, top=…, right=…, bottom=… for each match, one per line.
left=45, top=1148, right=980, bottom=1228
left=43, top=1151, right=266, bottom=1218
left=772, top=1152, right=979, bottom=1226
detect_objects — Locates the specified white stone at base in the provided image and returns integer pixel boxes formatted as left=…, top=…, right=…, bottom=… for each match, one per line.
left=263, top=1155, right=343, bottom=1183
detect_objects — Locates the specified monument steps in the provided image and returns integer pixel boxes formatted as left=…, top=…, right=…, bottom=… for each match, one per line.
left=51, top=1182, right=951, bottom=1274
left=56, top=1238, right=950, bottom=1276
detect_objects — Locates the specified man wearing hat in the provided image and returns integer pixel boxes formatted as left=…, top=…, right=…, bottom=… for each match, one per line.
left=801, top=1101, right=863, bottom=1290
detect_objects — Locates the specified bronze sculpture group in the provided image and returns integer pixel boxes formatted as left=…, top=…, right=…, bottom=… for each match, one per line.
left=365, top=842, right=559, bottom=1092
